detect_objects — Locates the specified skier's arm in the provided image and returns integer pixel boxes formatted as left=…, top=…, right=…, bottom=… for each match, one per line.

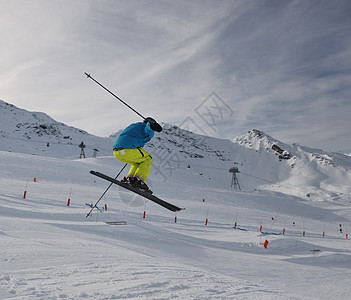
left=144, top=122, right=154, bottom=135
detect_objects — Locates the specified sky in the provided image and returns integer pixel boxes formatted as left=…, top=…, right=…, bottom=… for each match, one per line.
left=1, top=0, right=351, bottom=153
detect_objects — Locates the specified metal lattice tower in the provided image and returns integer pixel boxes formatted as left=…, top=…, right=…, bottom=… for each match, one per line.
left=229, top=167, right=241, bottom=190
left=79, top=141, right=86, bottom=159
left=92, top=148, right=99, bottom=158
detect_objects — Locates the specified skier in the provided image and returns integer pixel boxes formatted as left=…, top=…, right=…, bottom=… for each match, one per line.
left=113, top=117, right=162, bottom=192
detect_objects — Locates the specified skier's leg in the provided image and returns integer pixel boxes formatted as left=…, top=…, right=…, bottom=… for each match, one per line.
left=133, top=149, right=152, bottom=181
left=113, top=149, right=140, bottom=177
left=127, top=163, right=139, bottom=177
left=114, top=149, right=152, bottom=181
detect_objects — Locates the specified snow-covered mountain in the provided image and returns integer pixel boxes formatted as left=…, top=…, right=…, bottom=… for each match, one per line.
left=1, top=99, right=351, bottom=299
left=0, top=99, right=113, bottom=158
left=1, top=99, right=350, bottom=202
left=141, top=125, right=350, bottom=202
left=233, top=129, right=351, bottom=201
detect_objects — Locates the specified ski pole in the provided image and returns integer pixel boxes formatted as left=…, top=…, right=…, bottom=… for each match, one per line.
left=84, top=72, right=145, bottom=120
left=86, top=163, right=128, bottom=218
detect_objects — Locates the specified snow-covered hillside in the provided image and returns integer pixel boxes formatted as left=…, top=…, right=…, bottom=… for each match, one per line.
left=1, top=99, right=351, bottom=203
left=143, top=125, right=351, bottom=203
left=0, top=100, right=113, bottom=158
left=233, top=129, right=351, bottom=202
left=1, top=100, right=351, bottom=299
left=1, top=147, right=351, bottom=299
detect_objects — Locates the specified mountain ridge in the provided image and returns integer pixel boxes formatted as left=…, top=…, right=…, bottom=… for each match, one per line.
left=1, top=99, right=350, bottom=203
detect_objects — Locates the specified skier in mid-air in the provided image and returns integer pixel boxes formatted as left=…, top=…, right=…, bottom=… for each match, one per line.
left=113, top=117, right=162, bottom=193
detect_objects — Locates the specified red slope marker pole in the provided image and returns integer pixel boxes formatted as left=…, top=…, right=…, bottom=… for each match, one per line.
left=205, top=208, right=209, bottom=226
left=23, top=179, right=29, bottom=199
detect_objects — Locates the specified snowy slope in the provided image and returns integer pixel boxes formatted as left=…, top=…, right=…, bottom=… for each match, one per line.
left=1, top=99, right=350, bottom=202
left=1, top=151, right=351, bottom=299
left=1, top=100, right=351, bottom=299
left=0, top=100, right=113, bottom=158
left=142, top=125, right=351, bottom=203
left=233, top=129, right=351, bottom=201
left=1, top=99, right=351, bottom=202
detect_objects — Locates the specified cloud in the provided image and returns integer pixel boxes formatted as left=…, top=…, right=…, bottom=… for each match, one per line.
left=206, top=0, right=351, bottom=151
left=0, top=0, right=350, bottom=152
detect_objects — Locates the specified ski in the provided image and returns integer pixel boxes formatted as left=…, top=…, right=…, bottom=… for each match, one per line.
left=90, top=170, right=184, bottom=212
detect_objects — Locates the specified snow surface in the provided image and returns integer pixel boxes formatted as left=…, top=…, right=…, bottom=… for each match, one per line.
left=1, top=100, right=351, bottom=299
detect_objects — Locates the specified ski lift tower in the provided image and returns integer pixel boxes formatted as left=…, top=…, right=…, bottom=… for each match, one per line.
left=92, top=148, right=99, bottom=158
left=229, top=166, right=241, bottom=190
left=79, top=141, right=86, bottom=159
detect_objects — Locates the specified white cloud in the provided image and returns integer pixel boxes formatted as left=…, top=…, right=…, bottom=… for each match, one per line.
left=0, top=0, right=350, bottom=152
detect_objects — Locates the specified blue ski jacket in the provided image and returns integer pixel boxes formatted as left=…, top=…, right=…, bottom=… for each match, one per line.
left=113, top=122, right=154, bottom=150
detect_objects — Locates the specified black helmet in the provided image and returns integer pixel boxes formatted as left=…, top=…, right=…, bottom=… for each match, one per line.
left=144, top=117, right=162, bottom=132
left=143, top=117, right=156, bottom=124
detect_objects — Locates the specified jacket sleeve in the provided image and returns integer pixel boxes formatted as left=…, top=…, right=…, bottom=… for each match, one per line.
left=144, top=122, right=154, bottom=136
left=142, top=123, right=154, bottom=144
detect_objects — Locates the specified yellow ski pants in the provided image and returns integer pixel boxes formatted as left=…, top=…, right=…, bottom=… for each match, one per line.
left=113, top=148, right=152, bottom=182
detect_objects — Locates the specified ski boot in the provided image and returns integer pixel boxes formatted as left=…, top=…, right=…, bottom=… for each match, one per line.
left=131, top=177, right=152, bottom=194
left=121, top=175, right=133, bottom=184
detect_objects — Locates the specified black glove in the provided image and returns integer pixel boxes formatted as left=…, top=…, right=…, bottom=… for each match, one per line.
left=150, top=122, right=162, bottom=132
